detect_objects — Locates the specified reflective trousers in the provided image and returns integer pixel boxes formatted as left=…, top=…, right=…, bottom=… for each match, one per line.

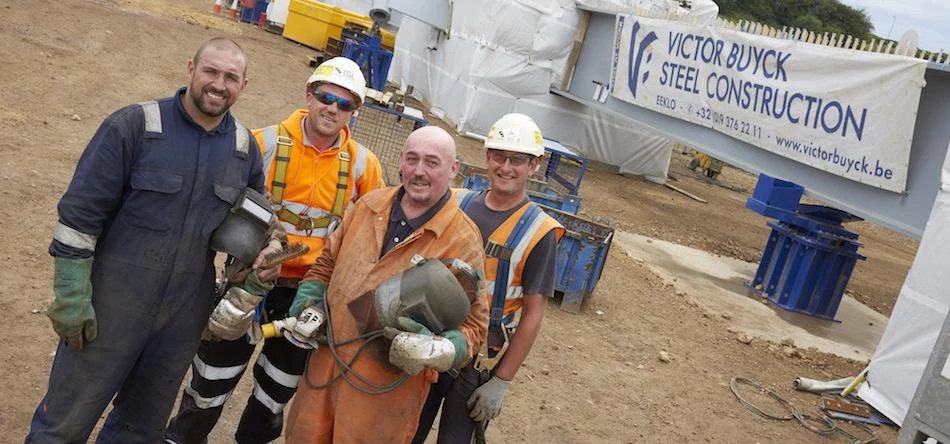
left=164, top=286, right=309, bottom=444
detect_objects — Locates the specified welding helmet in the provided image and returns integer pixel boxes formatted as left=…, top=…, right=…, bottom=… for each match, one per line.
left=210, top=188, right=275, bottom=267
left=374, top=256, right=482, bottom=334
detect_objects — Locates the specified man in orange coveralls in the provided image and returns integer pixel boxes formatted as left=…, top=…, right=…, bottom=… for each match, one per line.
left=284, top=125, right=488, bottom=443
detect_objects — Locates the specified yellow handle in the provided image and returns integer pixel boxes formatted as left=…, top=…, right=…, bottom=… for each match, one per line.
left=262, top=322, right=281, bottom=339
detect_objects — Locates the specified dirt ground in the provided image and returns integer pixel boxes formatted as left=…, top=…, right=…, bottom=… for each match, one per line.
left=1, top=0, right=918, bottom=442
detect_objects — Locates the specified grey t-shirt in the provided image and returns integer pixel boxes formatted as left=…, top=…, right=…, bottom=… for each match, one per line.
left=464, top=191, right=558, bottom=298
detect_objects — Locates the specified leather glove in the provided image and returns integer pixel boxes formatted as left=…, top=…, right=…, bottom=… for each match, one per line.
left=242, top=268, right=275, bottom=296
left=383, top=317, right=468, bottom=375
left=467, top=376, right=512, bottom=422
left=290, top=280, right=328, bottom=317
left=49, top=257, right=97, bottom=350
left=206, top=286, right=264, bottom=341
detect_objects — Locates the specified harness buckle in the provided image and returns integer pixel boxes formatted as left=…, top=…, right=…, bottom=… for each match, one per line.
left=276, top=135, right=293, bottom=146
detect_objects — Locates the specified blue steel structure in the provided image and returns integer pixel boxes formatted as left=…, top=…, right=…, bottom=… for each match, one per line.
left=746, top=174, right=866, bottom=321
left=342, top=33, right=393, bottom=92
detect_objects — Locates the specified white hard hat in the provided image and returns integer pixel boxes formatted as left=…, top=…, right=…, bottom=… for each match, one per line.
left=306, top=57, right=367, bottom=106
left=484, top=113, right=544, bottom=157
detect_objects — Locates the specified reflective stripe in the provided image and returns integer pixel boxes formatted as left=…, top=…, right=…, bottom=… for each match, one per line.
left=234, top=120, right=249, bottom=154
left=350, top=143, right=370, bottom=201
left=261, top=125, right=279, bottom=178
left=507, top=211, right=547, bottom=281
left=256, top=352, right=301, bottom=389
left=252, top=382, right=286, bottom=414
left=185, top=383, right=232, bottom=409
left=484, top=282, right=524, bottom=300
left=53, top=222, right=97, bottom=252
left=192, top=355, right=246, bottom=381
left=139, top=101, right=162, bottom=133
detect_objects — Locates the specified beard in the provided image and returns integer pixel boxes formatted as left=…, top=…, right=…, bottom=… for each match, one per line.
left=189, top=86, right=230, bottom=118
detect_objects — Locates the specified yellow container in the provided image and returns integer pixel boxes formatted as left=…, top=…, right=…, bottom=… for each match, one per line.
left=283, top=0, right=395, bottom=51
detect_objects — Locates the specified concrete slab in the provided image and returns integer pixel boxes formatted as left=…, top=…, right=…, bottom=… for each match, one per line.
left=613, top=231, right=888, bottom=361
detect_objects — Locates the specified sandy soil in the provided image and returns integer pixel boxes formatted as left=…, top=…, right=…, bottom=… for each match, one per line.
left=1, top=0, right=917, bottom=442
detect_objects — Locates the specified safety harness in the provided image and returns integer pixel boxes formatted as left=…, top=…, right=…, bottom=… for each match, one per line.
left=269, top=124, right=350, bottom=232
left=459, top=191, right=541, bottom=372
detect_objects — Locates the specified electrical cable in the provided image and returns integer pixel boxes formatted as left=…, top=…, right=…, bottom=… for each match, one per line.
left=730, top=377, right=878, bottom=443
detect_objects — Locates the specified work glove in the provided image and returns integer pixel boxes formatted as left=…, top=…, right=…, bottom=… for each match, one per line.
left=289, top=280, right=328, bottom=317
left=49, top=257, right=97, bottom=350
left=467, top=376, right=512, bottom=422
left=205, top=270, right=271, bottom=341
left=383, top=317, right=468, bottom=375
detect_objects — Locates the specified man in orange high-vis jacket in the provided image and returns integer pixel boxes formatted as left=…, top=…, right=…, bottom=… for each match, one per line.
left=283, top=126, right=488, bottom=443
left=414, top=113, right=565, bottom=443
left=165, top=57, right=384, bottom=444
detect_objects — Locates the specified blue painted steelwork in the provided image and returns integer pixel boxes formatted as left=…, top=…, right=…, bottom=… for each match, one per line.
left=747, top=174, right=866, bottom=321
left=563, top=10, right=950, bottom=240
left=342, top=34, right=393, bottom=92
left=542, top=138, right=588, bottom=196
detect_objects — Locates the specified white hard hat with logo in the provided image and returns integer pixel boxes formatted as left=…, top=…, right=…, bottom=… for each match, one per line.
left=306, top=57, right=367, bottom=106
left=484, top=113, right=544, bottom=157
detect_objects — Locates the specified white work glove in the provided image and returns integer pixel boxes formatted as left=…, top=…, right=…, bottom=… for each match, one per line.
left=384, top=329, right=457, bottom=375
left=467, top=376, right=511, bottom=422
left=206, top=286, right=264, bottom=341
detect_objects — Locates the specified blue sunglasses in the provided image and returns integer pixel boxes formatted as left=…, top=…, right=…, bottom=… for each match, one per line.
left=311, top=90, right=357, bottom=112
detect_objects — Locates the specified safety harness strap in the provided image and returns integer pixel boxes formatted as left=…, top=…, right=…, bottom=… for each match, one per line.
left=332, top=151, right=351, bottom=217
left=270, top=124, right=293, bottom=205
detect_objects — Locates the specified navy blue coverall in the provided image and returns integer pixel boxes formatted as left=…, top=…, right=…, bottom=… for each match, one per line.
left=27, top=88, right=265, bottom=443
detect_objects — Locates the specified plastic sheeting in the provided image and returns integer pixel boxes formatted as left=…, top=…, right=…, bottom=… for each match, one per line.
left=857, top=139, right=950, bottom=425
left=388, top=0, right=676, bottom=181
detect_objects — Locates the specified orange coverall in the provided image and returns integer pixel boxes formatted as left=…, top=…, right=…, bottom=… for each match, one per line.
left=285, top=186, right=488, bottom=443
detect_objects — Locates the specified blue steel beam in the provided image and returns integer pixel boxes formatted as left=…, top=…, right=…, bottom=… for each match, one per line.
left=562, top=11, right=950, bottom=240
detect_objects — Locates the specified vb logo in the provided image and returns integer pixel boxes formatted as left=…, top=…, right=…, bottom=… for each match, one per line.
left=627, top=20, right=658, bottom=99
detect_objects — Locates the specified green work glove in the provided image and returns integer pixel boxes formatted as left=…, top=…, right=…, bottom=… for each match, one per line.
left=242, top=269, right=275, bottom=296
left=396, top=316, right=432, bottom=336
left=49, top=257, right=97, bottom=350
left=441, top=329, right=469, bottom=368
left=289, top=280, right=328, bottom=317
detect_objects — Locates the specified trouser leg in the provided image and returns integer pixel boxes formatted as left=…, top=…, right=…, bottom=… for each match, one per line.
left=412, top=372, right=454, bottom=444
left=98, top=272, right=214, bottom=444
left=436, top=362, right=482, bottom=444
left=235, top=286, right=309, bottom=444
left=163, top=338, right=256, bottom=444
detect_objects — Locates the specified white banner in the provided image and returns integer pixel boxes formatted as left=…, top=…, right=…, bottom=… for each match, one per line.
left=610, top=15, right=927, bottom=193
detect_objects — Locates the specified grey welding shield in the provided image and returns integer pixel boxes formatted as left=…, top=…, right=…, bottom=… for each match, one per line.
left=374, top=256, right=482, bottom=335
left=210, top=187, right=275, bottom=267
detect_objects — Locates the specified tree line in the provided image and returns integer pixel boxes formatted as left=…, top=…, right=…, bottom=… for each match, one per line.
left=713, top=0, right=874, bottom=41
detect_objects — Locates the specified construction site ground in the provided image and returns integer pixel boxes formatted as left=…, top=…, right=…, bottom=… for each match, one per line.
left=1, top=0, right=919, bottom=442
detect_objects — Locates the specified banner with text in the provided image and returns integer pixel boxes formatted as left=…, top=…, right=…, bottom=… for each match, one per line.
left=610, top=15, right=927, bottom=193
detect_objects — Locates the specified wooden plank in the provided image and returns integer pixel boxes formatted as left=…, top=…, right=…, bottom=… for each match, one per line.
left=664, top=182, right=707, bottom=203
left=560, top=11, right=591, bottom=91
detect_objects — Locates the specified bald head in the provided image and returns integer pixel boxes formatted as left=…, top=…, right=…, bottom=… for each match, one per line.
left=193, top=37, right=247, bottom=77
left=399, top=126, right=460, bottom=211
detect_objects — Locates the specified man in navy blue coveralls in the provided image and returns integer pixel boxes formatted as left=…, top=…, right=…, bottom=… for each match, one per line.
left=26, top=38, right=274, bottom=443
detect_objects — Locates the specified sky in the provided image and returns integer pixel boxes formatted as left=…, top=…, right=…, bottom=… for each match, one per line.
left=838, top=0, right=949, bottom=52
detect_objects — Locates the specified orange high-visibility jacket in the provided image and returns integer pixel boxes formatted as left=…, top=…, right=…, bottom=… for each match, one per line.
left=287, top=187, right=488, bottom=444
left=254, top=109, right=384, bottom=279
left=454, top=188, right=564, bottom=326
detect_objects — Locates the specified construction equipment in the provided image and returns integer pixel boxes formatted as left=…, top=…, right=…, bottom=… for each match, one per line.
left=687, top=150, right=724, bottom=179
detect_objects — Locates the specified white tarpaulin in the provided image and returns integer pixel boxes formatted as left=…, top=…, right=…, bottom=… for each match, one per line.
left=386, top=0, right=675, bottom=182
left=610, top=15, right=927, bottom=193
left=858, top=139, right=950, bottom=425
